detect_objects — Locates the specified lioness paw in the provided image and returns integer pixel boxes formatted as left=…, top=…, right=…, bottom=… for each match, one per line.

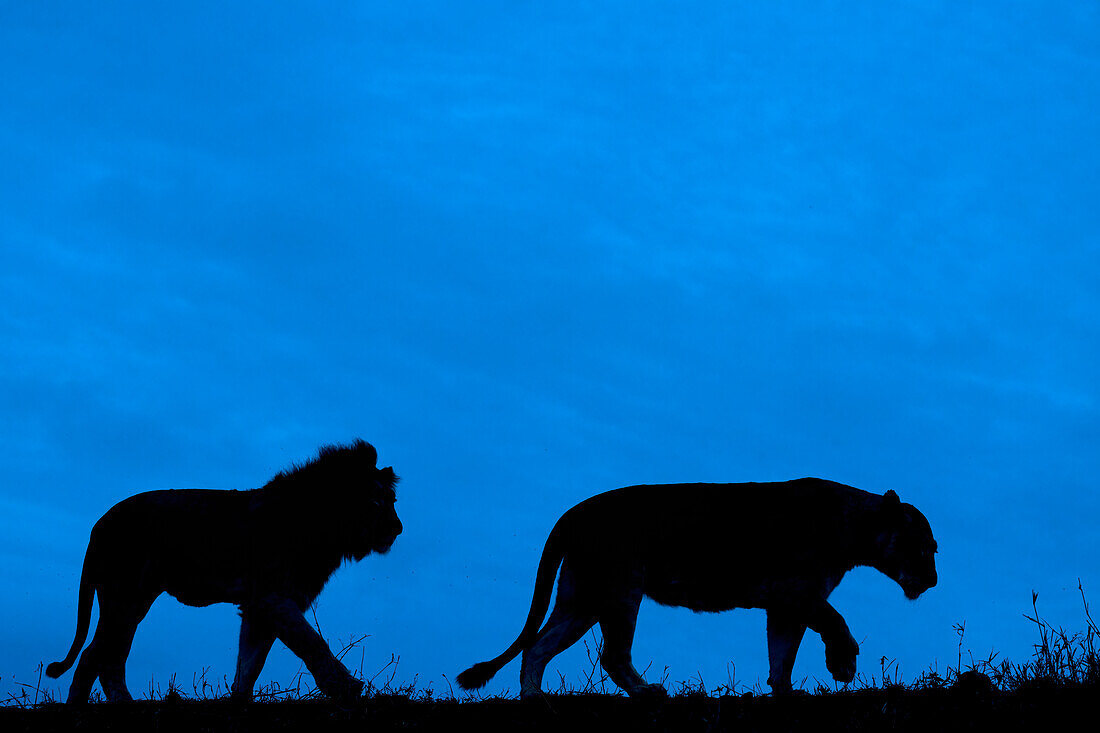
left=631, top=683, right=669, bottom=702
left=825, top=634, right=859, bottom=684
left=519, top=685, right=544, bottom=702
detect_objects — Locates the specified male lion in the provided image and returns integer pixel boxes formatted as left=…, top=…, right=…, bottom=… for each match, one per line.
left=457, top=478, right=937, bottom=698
left=46, top=439, right=402, bottom=703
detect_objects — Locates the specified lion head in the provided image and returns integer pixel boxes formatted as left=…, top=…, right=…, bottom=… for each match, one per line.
left=267, top=439, right=402, bottom=561
left=871, top=490, right=938, bottom=600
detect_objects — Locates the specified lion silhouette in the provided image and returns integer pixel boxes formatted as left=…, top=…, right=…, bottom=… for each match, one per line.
left=457, top=479, right=937, bottom=698
left=46, top=439, right=401, bottom=703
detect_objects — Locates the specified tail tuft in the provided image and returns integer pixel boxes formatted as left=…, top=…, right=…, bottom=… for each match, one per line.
left=45, top=661, right=69, bottom=679
left=456, top=662, right=497, bottom=690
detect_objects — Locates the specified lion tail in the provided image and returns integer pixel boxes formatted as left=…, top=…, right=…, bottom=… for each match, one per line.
left=455, top=517, right=569, bottom=690
left=46, top=540, right=96, bottom=679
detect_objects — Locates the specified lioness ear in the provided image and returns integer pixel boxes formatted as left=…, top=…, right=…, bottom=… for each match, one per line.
left=883, top=490, right=900, bottom=509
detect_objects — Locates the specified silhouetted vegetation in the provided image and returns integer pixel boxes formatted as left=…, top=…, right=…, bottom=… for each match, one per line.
left=5, top=586, right=1097, bottom=731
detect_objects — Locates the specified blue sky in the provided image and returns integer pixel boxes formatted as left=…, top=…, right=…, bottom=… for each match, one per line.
left=2, top=1, right=1098, bottom=700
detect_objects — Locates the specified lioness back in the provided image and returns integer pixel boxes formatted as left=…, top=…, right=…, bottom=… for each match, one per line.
left=557, top=480, right=880, bottom=610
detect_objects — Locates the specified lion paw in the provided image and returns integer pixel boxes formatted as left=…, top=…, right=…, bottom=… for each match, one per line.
left=322, top=674, right=364, bottom=701
left=631, top=683, right=669, bottom=701
left=825, top=633, right=859, bottom=684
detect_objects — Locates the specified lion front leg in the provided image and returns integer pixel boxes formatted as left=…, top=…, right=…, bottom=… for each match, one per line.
left=823, top=627, right=859, bottom=684
left=254, top=596, right=363, bottom=700
left=803, top=600, right=859, bottom=684
left=231, top=610, right=277, bottom=700
left=765, top=607, right=808, bottom=694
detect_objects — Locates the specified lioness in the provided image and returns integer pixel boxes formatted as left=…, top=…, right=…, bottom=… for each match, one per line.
left=46, top=439, right=402, bottom=703
left=457, top=478, right=937, bottom=698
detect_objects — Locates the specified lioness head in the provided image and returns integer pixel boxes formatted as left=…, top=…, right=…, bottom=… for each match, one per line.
left=872, top=490, right=938, bottom=600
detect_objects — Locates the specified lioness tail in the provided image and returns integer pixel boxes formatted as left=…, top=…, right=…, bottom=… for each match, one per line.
left=455, top=518, right=568, bottom=690
left=46, top=541, right=96, bottom=678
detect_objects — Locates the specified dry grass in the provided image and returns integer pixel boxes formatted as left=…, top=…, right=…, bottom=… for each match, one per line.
left=5, top=583, right=1098, bottom=709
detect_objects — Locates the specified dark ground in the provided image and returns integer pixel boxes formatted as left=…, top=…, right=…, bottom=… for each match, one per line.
left=3, top=687, right=1097, bottom=733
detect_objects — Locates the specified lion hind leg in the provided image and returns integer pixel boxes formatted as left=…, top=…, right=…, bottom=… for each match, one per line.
left=597, top=585, right=665, bottom=699
left=67, top=638, right=101, bottom=704
left=519, top=567, right=595, bottom=699
left=69, top=591, right=157, bottom=703
left=519, top=607, right=595, bottom=699
left=98, top=665, right=133, bottom=702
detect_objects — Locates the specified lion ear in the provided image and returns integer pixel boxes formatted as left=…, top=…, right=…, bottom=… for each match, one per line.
left=353, top=439, right=378, bottom=466
left=379, top=466, right=397, bottom=485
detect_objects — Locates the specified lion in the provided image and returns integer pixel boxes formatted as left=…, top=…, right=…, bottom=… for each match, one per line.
left=46, top=439, right=401, bottom=704
left=457, top=478, right=937, bottom=698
